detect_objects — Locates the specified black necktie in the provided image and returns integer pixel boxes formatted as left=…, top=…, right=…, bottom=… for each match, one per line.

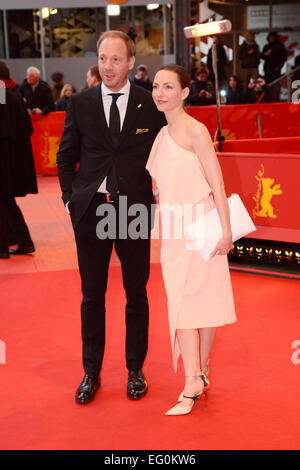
left=107, top=93, right=123, bottom=195
left=108, top=93, right=123, bottom=146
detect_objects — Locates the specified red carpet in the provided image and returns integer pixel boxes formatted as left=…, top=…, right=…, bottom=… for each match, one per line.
left=0, top=177, right=299, bottom=450
left=1, top=265, right=300, bottom=450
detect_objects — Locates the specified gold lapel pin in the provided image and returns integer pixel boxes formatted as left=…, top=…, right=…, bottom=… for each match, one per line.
left=137, top=104, right=142, bottom=108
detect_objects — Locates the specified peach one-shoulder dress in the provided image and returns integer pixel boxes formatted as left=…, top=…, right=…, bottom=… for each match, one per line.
left=146, top=126, right=236, bottom=372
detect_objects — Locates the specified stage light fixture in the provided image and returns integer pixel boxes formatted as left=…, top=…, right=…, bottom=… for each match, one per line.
left=184, top=20, right=232, bottom=39
left=37, top=8, right=57, bottom=19
left=184, top=19, right=231, bottom=151
left=147, top=4, right=160, bottom=10
left=107, top=5, right=120, bottom=16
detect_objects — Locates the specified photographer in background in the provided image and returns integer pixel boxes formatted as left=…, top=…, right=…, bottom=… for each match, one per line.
left=244, top=76, right=271, bottom=104
left=187, top=68, right=215, bottom=106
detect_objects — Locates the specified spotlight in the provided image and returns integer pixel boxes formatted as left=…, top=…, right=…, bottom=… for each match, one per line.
left=107, top=5, right=120, bottom=16
left=147, top=4, right=160, bottom=10
left=36, top=8, right=57, bottom=18
left=184, top=20, right=232, bottom=39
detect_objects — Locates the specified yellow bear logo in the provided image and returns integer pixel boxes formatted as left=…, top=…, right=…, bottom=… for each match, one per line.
left=253, top=164, right=283, bottom=219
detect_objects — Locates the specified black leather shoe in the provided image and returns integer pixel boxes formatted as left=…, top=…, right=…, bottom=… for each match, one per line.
left=75, top=374, right=100, bottom=404
left=9, top=244, right=35, bottom=255
left=0, top=251, right=10, bottom=259
left=127, top=369, right=148, bottom=400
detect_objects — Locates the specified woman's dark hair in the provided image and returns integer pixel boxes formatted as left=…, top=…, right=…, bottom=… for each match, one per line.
left=0, top=60, right=10, bottom=81
left=229, top=75, right=241, bottom=88
left=158, top=64, right=191, bottom=90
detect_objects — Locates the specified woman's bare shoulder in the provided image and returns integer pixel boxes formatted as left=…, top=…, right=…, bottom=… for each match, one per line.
left=186, top=116, right=210, bottom=140
left=187, top=116, right=208, bottom=137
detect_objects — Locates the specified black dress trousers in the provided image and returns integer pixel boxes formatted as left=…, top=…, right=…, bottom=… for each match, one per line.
left=71, top=194, right=151, bottom=378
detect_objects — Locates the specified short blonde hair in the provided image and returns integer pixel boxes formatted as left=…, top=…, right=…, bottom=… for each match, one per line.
left=97, top=30, right=135, bottom=59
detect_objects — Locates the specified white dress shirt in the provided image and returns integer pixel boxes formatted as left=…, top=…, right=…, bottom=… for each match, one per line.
left=98, top=80, right=131, bottom=193
left=66, top=81, right=131, bottom=213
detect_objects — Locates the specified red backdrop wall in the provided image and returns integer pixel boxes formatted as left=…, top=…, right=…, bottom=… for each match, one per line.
left=30, top=103, right=300, bottom=243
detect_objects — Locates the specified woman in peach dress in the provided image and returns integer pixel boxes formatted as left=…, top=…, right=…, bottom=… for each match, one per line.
left=146, top=65, right=236, bottom=416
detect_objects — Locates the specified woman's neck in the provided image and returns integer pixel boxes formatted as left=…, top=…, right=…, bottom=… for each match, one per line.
left=165, top=107, right=186, bottom=128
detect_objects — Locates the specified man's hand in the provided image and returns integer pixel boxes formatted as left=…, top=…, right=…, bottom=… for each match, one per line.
left=32, top=108, right=42, bottom=115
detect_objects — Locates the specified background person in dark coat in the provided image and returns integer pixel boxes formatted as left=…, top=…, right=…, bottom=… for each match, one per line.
left=55, top=84, right=76, bottom=111
left=51, top=71, right=64, bottom=103
left=186, top=68, right=215, bottom=106
left=261, top=32, right=287, bottom=102
left=19, top=66, right=54, bottom=115
left=292, top=54, right=300, bottom=81
left=238, top=31, right=260, bottom=90
left=0, top=62, right=38, bottom=259
left=226, top=75, right=244, bottom=105
left=244, top=77, right=271, bottom=104
left=0, top=59, right=21, bottom=99
left=133, top=64, right=152, bottom=91
left=206, top=36, right=228, bottom=87
left=86, top=65, right=101, bottom=88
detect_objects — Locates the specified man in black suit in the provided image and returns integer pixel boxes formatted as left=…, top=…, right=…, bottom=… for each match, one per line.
left=56, top=30, right=165, bottom=404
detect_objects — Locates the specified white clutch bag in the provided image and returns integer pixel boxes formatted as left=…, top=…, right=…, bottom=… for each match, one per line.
left=184, top=193, right=256, bottom=262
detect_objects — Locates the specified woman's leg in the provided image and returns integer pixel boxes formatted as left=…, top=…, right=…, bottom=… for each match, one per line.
left=176, top=329, right=204, bottom=404
left=199, top=327, right=216, bottom=374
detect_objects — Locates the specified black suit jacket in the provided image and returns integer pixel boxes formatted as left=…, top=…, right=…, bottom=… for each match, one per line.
left=56, top=83, right=166, bottom=227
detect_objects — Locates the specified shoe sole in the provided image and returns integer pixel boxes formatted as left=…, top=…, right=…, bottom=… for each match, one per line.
left=127, top=388, right=148, bottom=400
left=10, top=251, right=35, bottom=255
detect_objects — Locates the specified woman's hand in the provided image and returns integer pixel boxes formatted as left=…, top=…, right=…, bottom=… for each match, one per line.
left=210, top=234, right=234, bottom=258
